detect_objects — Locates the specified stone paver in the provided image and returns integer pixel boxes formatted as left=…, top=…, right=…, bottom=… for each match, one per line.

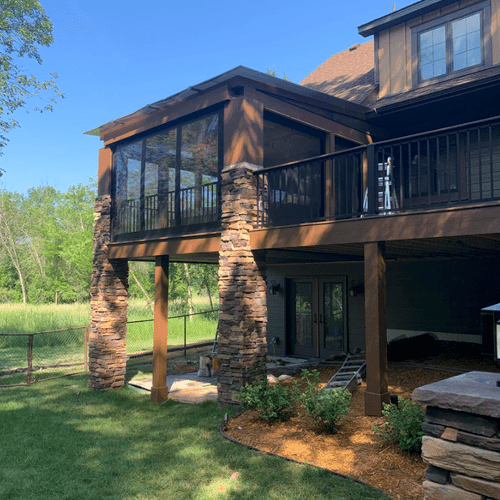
left=128, top=372, right=217, bottom=403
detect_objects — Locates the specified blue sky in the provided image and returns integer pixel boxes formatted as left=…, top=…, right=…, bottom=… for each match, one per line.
left=0, top=0, right=415, bottom=194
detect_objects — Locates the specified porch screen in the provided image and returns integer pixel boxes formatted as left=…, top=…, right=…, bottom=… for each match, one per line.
left=263, top=112, right=325, bottom=226
left=113, top=112, right=220, bottom=237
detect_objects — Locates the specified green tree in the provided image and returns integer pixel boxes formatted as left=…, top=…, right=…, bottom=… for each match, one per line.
left=0, top=190, right=30, bottom=302
left=191, top=263, right=218, bottom=311
left=0, top=182, right=96, bottom=304
left=0, top=0, right=63, bottom=155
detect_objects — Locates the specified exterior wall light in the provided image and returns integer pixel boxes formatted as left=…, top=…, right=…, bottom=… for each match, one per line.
left=349, top=280, right=364, bottom=297
left=269, top=280, right=281, bottom=295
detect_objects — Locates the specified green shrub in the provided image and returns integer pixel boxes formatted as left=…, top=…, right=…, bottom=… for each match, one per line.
left=294, top=369, right=351, bottom=433
left=372, top=398, right=425, bottom=452
left=236, top=378, right=294, bottom=422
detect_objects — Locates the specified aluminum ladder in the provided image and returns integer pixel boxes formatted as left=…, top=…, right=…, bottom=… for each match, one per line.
left=324, top=353, right=366, bottom=393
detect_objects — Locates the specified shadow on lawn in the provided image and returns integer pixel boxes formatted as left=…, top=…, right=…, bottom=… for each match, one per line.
left=1, top=374, right=389, bottom=500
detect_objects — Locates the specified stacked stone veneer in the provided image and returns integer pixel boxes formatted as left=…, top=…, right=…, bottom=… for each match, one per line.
left=217, top=163, right=267, bottom=406
left=413, top=371, right=500, bottom=500
left=88, top=195, right=128, bottom=390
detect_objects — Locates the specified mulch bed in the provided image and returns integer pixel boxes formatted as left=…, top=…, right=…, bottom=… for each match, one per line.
left=225, top=358, right=500, bottom=500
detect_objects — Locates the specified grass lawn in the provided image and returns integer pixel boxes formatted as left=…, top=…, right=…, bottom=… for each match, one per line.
left=0, top=375, right=389, bottom=500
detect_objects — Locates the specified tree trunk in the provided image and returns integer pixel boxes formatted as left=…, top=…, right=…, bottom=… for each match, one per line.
left=205, top=283, right=214, bottom=311
left=130, top=269, right=154, bottom=315
left=0, top=213, right=27, bottom=304
left=18, top=265, right=27, bottom=304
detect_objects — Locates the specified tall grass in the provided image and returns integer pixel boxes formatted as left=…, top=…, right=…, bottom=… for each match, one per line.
left=0, top=303, right=91, bottom=334
left=0, top=296, right=219, bottom=334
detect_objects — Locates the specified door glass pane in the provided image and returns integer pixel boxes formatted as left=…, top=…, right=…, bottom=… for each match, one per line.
left=294, top=283, right=313, bottom=347
left=323, top=282, right=344, bottom=351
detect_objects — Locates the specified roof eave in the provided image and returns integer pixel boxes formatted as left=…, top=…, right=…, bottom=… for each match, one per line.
left=366, top=71, right=500, bottom=116
left=86, top=66, right=371, bottom=142
left=358, top=0, right=462, bottom=37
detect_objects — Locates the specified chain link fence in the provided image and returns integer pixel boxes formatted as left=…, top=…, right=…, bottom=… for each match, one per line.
left=127, top=309, right=218, bottom=357
left=0, top=309, right=218, bottom=387
left=0, top=327, right=88, bottom=387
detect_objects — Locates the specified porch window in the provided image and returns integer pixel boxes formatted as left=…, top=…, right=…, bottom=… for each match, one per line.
left=112, top=110, right=222, bottom=239
left=413, top=2, right=490, bottom=85
left=263, top=112, right=326, bottom=226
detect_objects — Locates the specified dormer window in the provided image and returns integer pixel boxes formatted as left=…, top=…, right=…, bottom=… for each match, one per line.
left=413, top=2, right=491, bottom=85
left=419, top=25, right=447, bottom=80
left=452, top=13, right=481, bottom=72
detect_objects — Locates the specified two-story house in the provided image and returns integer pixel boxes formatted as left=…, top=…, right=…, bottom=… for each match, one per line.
left=87, top=0, right=500, bottom=416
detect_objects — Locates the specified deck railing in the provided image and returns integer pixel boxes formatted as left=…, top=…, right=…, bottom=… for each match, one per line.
left=255, top=115, right=500, bottom=227
left=114, top=181, right=218, bottom=236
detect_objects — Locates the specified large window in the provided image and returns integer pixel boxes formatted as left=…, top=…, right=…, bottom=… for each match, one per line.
left=263, top=112, right=326, bottom=225
left=113, top=110, right=222, bottom=238
left=413, top=3, right=490, bottom=84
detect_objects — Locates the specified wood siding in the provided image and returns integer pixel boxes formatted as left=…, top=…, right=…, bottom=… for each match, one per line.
left=377, top=0, right=500, bottom=98
left=387, top=256, right=500, bottom=335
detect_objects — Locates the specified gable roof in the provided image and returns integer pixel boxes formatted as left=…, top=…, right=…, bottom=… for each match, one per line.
left=88, top=65, right=371, bottom=141
left=300, top=40, right=376, bottom=105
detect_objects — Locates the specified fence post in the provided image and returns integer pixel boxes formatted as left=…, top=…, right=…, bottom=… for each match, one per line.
left=27, top=334, right=34, bottom=386
left=184, top=314, right=187, bottom=357
left=84, top=326, right=89, bottom=372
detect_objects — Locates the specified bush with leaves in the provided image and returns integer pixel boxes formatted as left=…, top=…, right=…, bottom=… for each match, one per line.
left=372, top=398, right=425, bottom=452
left=293, top=369, right=351, bottom=433
left=236, top=378, right=294, bottom=422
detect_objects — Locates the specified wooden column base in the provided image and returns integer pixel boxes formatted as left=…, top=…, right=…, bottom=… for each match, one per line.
left=365, top=391, right=390, bottom=416
left=151, top=386, right=168, bottom=403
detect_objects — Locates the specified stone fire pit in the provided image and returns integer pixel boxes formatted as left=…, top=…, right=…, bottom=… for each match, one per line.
left=413, top=371, right=500, bottom=500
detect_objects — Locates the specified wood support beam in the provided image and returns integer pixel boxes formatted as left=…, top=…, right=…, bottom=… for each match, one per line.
left=250, top=204, right=500, bottom=250
left=108, top=232, right=220, bottom=260
left=364, top=241, right=390, bottom=416
left=151, top=255, right=169, bottom=403
left=97, top=148, right=112, bottom=196
left=223, top=94, right=264, bottom=167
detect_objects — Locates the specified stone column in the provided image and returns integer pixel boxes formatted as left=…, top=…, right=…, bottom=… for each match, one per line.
left=217, top=162, right=267, bottom=406
left=413, top=371, right=500, bottom=500
left=88, top=195, right=128, bottom=390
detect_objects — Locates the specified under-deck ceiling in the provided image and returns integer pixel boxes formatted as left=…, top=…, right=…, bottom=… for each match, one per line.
left=267, top=234, right=500, bottom=263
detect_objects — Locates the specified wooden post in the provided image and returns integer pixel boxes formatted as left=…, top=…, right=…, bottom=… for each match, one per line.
left=151, top=255, right=169, bottom=403
left=84, top=326, right=88, bottom=372
left=27, top=334, right=33, bottom=386
left=364, top=241, right=390, bottom=416
left=97, top=148, right=112, bottom=196
left=184, top=315, right=187, bottom=358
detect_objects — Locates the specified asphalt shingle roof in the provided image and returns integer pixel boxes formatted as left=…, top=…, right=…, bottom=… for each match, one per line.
left=300, top=40, right=376, bottom=105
